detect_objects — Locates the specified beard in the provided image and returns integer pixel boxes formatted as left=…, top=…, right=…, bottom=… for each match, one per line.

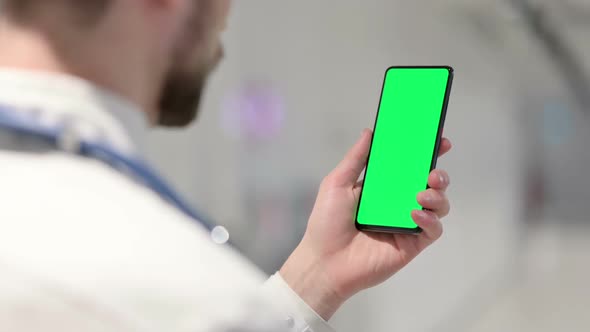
left=157, top=68, right=209, bottom=127
left=157, top=44, right=222, bottom=127
left=156, top=1, right=223, bottom=127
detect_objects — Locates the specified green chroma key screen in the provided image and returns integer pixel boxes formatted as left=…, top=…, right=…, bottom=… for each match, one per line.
left=356, top=67, right=452, bottom=231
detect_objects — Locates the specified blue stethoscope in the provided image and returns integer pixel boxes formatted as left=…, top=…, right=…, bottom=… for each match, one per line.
left=0, top=105, right=229, bottom=243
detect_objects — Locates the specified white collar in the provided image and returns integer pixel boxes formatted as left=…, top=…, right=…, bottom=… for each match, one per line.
left=0, top=68, right=148, bottom=155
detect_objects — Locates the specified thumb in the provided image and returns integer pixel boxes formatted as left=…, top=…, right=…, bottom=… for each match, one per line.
left=329, top=129, right=372, bottom=187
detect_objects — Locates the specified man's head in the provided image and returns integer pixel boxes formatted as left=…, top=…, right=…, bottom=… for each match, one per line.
left=0, top=0, right=232, bottom=127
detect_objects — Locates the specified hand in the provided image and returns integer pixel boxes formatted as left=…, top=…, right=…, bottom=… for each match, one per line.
left=280, top=129, right=452, bottom=320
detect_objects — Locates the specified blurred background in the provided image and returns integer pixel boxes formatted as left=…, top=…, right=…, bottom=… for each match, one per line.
left=146, top=1, right=590, bottom=331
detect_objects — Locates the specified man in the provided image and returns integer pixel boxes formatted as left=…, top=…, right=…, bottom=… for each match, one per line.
left=0, top=1, right=452, bottom=331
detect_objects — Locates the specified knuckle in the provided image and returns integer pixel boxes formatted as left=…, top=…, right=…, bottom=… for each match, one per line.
left=436, top=225, right=444, bottom=240
left=428, top=189, right=443, bottom=201
left=442, top=170, right=451, bottom=185
left=321, top=174, right=334, bottom=187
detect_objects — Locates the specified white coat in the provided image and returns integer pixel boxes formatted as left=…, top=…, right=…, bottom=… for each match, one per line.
left=0, top=69, right=334, bottom=332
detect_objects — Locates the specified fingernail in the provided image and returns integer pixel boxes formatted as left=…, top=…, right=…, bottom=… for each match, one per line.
left=439, top=173, right=446, bottom=185
left=420, top=192, right=433, bottom=203
left=415, top=210, right=428, bottom=221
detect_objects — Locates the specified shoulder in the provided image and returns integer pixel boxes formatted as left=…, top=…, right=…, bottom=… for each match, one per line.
left=0, top=149, right=266, bottom=294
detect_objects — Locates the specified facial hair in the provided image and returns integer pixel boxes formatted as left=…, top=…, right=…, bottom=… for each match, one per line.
left=156, top=1, right=222, bottom=127
left=157, top=68, right=209, bottom=127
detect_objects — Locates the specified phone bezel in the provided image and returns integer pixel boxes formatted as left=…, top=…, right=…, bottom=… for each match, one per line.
left=355, top=65, right=454, bottom=235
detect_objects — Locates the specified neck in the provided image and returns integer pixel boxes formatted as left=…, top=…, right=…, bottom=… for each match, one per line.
left=0, top=16, right=163, bottom=124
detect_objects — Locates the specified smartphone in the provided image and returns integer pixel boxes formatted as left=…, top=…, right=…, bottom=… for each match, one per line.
left=355, top=66, right=454, bottom=234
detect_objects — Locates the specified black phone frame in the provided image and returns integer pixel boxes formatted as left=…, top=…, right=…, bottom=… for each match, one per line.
left=355, top=65, right=455, bottom=235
